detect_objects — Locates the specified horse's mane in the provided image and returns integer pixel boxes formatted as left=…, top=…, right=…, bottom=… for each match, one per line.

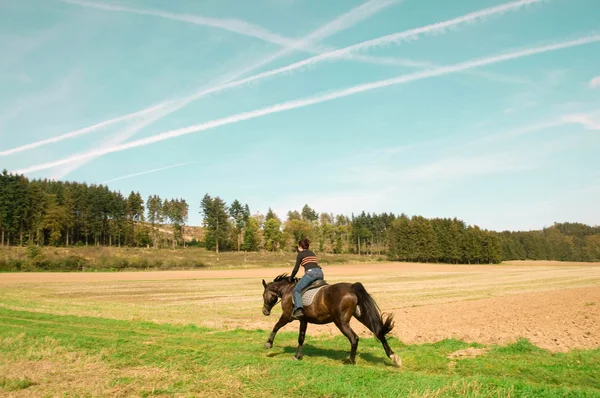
left=273, top=273, right=297, bottom=283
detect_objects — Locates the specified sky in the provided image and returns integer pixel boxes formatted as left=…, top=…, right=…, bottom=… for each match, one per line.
left=1, top=0, right=599, bottom=231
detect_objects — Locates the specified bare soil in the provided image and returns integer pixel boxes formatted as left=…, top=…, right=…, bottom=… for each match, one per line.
left=395, top=286, right=599, bottom=352
left=2, top=261, right=599, bottom=352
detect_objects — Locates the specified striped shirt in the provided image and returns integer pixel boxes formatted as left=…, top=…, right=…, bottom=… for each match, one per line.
left=290, top=249, right=321, bottom=279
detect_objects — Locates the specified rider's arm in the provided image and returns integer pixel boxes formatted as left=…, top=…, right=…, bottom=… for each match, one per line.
left=290, top=252, right=302, bottom=279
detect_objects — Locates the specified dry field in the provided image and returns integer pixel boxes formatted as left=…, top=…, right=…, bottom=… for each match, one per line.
left=1, top=260, right=599, bottom=352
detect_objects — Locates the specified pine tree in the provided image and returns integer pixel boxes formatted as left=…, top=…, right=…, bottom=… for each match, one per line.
left=200, top=194, right=230, bottom=253
left=28, top=182, right=47, bottom=246
left=266, top=208, right=277, bottom=221
left=180, top=199, right=189, bottom=247
left=388, top=214, right=414, bottom=261
left=0, top=170, right=9, bottom=247
left=43, top=194, right=66, bottom=246
left=146, top=195, right=163, bottom=248
left=411, top=216, right=438, bottom=262
left=62, top=184, right=75, bottom=246
left=229, top=199, right=246, bottom=251
left=301, top=204, right=318, bottom=223
left=12, top=174, right=30, bottom=246
left=127, top=192, right=144, bottom=246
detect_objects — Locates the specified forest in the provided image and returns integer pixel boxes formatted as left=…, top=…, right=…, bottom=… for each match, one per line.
left=1, top=170, right=599, bottom=263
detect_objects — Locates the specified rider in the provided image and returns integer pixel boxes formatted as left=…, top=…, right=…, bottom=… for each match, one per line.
left=290, top=238, right=323, bottom=319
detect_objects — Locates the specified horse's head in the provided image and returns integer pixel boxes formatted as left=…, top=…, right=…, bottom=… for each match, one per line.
left=261, top=279, right=278, bottom=316
left=261, top=274, right=296, bottom=316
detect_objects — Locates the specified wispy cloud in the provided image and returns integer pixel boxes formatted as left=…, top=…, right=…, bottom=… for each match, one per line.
left=345, top=113, right=594, bottom=184
left=401, top=152, right=535, bottom=182
left=276, top=115, right=591, bottom=221
left=590, top=76, right=600, bottom=89
left=562, top=113, right=600, bottom=130
left=474, top=119, right=569, bottom=145
left=271, top=150, right=539, bottom=220
left=0, top=70, right=80, bottom=135
left=14, top=33, right=600, bottom=175
left=0, top=102, right=168, bottom=157
left=101, top=161, right=195, bottom=184
left=0, top=27, right=59, bottom=67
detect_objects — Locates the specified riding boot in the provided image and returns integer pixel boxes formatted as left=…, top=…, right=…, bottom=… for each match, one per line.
left=292, top=308, right=304, bottom=319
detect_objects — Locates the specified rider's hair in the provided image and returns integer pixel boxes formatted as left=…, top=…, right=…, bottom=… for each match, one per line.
left=298, top=238, right=310, bottom=250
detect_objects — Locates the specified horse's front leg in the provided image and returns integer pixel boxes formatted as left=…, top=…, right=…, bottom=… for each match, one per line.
left=264, top=315, right=290, bottom=349
left=294, top=320, right=308, bottom=360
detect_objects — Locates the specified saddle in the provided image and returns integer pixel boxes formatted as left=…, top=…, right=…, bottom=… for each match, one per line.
left=300, top=279, right=328, bottom=295
left=294, top=279, right=329, bottom=307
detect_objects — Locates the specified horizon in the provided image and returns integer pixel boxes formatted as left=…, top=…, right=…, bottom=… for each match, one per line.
left=1, top=0, right=599, bottom=231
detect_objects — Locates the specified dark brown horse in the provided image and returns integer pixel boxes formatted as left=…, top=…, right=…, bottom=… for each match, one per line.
left=261, top=274, right=401, bottom=366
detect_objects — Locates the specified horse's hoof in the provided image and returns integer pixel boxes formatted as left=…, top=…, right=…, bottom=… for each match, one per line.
left=390, top=354, right=402, bottom=368
left=293, top=355, right=303, bottom=361
left=264, top=342, right=273, bottom=349
left=343, top=358, right=356, bottom=365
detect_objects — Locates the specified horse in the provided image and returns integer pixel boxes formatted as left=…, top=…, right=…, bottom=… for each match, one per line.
left=261, top=274, right=401, bottom=367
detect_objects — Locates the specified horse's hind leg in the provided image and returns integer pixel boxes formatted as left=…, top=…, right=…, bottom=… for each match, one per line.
left=336, top=321, right=359, bottom=364
left=379, top=336, right=402, bottom=367
left=354, top=310, right=402, bottom=367
left=294, top=320, right=307, bottom=360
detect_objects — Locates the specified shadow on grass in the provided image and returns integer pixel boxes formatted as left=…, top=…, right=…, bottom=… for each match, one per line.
left=276, top=345, right=393, bottom=366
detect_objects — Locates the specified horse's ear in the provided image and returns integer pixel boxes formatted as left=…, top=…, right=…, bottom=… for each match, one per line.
left=262, top=279, right=267, bottom=289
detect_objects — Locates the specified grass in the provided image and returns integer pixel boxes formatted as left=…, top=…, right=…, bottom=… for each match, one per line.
left=0, top=246, right=384, bottom=272
left=0, top=308, right=599, bottom=397
left=0, top=376, right=36, bottom=392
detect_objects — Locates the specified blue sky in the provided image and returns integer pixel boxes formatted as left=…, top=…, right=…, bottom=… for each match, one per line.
left=1, top=0, right=599, bottom=231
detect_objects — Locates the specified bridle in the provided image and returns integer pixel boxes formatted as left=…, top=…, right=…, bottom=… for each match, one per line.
left=263, top=287, right=282, bottom=313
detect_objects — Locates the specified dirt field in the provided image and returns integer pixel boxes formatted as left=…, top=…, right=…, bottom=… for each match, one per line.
left=1, top=261, right=599, bottom=352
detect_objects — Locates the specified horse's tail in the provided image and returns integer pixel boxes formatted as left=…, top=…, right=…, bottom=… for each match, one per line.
left=351, top=282, right=394, bottom=339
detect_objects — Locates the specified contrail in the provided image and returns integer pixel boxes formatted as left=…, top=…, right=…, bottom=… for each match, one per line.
left=60, top=0, right=412, bottom=68
left=6, top=0, right=536, bottom=161
left=50, top=106, right=175, bottom=179
left=148, top=0, right=545, bottom=101
left=0, top=102, right=167, bottom=157
left=5, top=1, right=401, bottom=161
left=91, top=0, right=547, bottom=104
left=51, top=0, right=403, bottom=179
left=101, top=161, right=195, bottom=184
left=336, top=0, right=544, bottom=53
left=53, top=0, right=546, bottom=167
left=14, top=34, right=600, bottom=175
left=61, top=0, right=315, bottom=50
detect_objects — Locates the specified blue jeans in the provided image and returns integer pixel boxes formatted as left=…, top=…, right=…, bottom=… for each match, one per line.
left=293, top=267, right=323, bottom=310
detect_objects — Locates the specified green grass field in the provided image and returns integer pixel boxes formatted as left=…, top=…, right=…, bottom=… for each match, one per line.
left=1, top=307, right=599, bottom=397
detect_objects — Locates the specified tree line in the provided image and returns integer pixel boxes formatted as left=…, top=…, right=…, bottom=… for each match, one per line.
left=1, top=170, right=599, bottom=263
left=498, top=223, right=600, bottom=262
left=0, top=171, right=188, bottom=248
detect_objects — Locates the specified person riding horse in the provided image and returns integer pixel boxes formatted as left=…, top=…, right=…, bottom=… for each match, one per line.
left=290, top=238, right=323, bottom=319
